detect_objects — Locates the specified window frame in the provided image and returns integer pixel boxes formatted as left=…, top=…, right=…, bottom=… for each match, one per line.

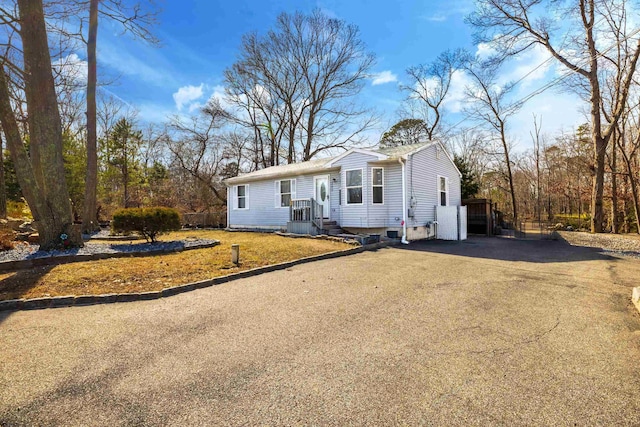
left=438, top=175, right=449, bottom=207
left=235, top=184, right=249, bottom=210
left=345, top=168, right=364, bottom=206
left=371, top=167, right=384, bottom=205
left=275, top=178, right=296, bottom=208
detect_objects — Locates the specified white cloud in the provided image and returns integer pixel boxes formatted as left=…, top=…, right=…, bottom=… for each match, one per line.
left=509, top=90, right=587, bottom=144
left=501, top=45, right=553, bottom=89
left=371, top=71, right=398, bottom=86
left=53, top=53, right=88, bottom=86
left=100, top=42, right=177, bottom=87
left=475, top=43, right=496, bottom=61
left=207, top=85, right=228, bottom=107
left=425, top=14, right=447, bottom=22
left=441, top=69, right=474, bottom=113
left=173, top=84, right=204, bottom=111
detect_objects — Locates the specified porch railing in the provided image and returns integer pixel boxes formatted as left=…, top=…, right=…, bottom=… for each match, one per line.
left=290, top=198, right=323, bottom=230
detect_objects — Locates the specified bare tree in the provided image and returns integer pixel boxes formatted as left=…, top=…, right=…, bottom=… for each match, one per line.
left=225, top=9, right=376, bottom=165
left=463, top=62, right=522, bottom=224
left=78, top=0, right=158, bottom=232
left=0, top=0, right=80, bottom=249
left=166, top=100, right=233, bottom=204
left=531, top=115, right=543, bottom=224
left=400, top=49, right=467, bottom=140
left=467, top=0, right=640, bottom=233
left=82, top=0, right=99, bottom=232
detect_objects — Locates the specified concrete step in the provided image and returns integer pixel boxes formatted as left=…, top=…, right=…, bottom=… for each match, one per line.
left=322, top=221, right=337, bottom=226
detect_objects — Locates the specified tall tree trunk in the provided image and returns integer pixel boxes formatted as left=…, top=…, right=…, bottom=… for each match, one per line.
left=123, top=136, right=129, bottom=208
left=611, top=132, right=619, bottom=233
left=3, top=0, right=82, bottom=250
left=0, top=133, right=6, bottom=219
left=500, top=124, right=517, bottom=225
left=619, top=146, right=640, bottom=234
left=591, top=136, right=607, bottom=233
left=82, top=0, right=99, bottom=233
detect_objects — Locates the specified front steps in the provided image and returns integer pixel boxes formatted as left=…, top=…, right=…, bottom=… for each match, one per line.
left=320, top=221, right=344, bottom=236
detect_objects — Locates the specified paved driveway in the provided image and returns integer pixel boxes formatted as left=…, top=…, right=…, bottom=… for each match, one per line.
left=1, top=237, right=639, bottom=425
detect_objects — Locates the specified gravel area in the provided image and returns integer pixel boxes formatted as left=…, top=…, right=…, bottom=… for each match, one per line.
left=558, top=230, right=640, bottom=257
left=0, top=238, right=217, bottom=263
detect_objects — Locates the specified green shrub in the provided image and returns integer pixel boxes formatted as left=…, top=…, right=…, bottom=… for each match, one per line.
left=111, top=207, right=181, bottom=242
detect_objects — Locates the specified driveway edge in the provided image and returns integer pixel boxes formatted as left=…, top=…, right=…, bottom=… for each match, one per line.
left=0, top=241, right=397, bottom=312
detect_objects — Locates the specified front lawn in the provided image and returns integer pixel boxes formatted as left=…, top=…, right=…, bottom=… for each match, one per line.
left=0, top=230, right=354, bottom=301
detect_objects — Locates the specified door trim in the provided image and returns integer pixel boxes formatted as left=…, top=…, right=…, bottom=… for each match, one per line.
left=313, top=175, right=330, bottom=219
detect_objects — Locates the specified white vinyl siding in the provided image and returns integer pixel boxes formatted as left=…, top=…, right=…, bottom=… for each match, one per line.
left=235, top=184, right=248, bottom=210
left=228, top=175, right=312, bottom=228
left=345, top=169, right=363, bottom=205
left=372, top=167, right=384, bottom=204
left=275, top=179, right=296, bottom=208
left=405, top=144, right=461, bottom=227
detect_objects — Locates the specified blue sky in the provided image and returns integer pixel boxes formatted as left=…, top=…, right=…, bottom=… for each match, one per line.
left=94, top=0, right=585, bottom=150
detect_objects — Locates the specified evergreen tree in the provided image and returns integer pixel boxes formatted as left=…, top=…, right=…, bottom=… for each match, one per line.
left=454, top=155, right=480, bottom=200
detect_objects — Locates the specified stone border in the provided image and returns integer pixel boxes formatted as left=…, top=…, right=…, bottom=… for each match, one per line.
left=0, top=240, right=220, bottom=273
left=0, top=241, right=397, bottom=312
left=633, top=287, right=640, bottom=315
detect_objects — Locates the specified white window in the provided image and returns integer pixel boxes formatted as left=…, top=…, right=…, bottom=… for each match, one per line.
left=236, top=184, right=248, bottom=209
left=372, top=167, right=383, bottom=204
left=345, top=169, right=363, bottom=205
left=275, top=179, right=296, bottom=207
left=438, top=176, right=448, bottom=206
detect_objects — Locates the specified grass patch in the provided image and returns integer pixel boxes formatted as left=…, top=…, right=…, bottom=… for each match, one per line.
left=0, top=230, right=355, bottom=301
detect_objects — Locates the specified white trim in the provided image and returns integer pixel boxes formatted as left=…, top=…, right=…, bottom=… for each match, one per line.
left=235, top=184, right=249, bottom=210
left=313, top=175, right=330, bottom=218
left=438, top=175, right=449, bottom=207
left=325, top=148, right=388, bottom=167
left=275, top=178, right=296, bottom=208
left=344, top=168, right=364, bottom=205
left=371, top=166, right=384, bottom=205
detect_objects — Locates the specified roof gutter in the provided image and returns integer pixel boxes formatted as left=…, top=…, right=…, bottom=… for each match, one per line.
left=399, top=157, right=409, bottom=245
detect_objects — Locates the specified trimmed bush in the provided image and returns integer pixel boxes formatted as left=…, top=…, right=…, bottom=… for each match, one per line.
left=111, top=207, right=181, bottom=242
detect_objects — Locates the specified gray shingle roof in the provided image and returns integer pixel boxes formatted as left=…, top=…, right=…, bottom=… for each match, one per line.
left=224, top=157, right=335, bottom=184
left=224, top=142, right=436, bottom=185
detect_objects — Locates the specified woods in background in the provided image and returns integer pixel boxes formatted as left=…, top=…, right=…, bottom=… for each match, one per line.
left=3, top=0, right=640, bottom=241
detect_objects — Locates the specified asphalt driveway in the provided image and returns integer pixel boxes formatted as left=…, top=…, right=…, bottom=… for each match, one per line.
left=1, top=237, right=639, bottom=425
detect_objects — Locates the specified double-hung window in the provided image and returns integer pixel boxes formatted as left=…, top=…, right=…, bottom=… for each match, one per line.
left=346, top=169, right=363, bottom=205
left=372, top=167, right=383, bottom=204
left=236, top=185, right=248, bottom=209
left=275, top=179, right=296, bottom=207
left=438, top=176, right=448, bottom=206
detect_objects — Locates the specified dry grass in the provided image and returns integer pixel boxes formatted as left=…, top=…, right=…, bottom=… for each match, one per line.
left=0, top=230, right=354, bottom=301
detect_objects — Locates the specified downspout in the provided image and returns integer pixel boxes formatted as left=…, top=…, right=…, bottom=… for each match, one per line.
left=226, top=186, right=230, bottom=229
left=399, top=158, right=409, bottom=244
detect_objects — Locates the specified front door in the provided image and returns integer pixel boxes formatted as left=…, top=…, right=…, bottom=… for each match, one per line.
left=314, top=176, right=330, bottom=218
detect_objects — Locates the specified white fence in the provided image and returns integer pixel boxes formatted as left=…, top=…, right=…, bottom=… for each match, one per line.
left=436, top=206, right=467, bottom=241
